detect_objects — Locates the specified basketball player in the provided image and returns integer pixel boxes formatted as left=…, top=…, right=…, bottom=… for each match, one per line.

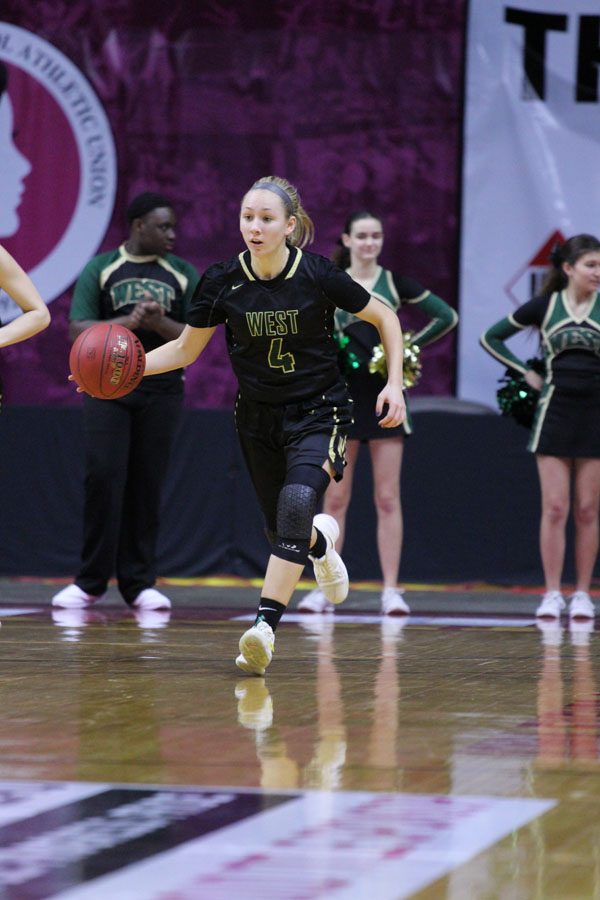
left=52, top=192, right=200, bottom=614
left=0, top=245, right=50, bottom=344
left=142, top=176, right=405, bottom=674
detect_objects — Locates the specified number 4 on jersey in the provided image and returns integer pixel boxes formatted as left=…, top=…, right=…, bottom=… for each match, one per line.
left=268, top=338, right=295, bottom=373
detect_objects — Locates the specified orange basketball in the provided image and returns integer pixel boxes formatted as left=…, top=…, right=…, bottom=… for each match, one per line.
left=69, top=323, right=146, bottom=400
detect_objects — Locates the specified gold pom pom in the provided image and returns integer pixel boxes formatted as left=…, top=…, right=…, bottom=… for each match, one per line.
left=368, top=331, right=422, bottom=388
left=367, top=342, right=387, bottom=378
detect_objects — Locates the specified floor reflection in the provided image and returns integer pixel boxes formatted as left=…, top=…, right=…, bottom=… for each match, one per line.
left=535, top=619, right=598, bottom=769
left=235, top=616, right=408, bottom=792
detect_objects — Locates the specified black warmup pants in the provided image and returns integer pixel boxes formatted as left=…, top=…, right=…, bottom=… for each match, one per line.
left=76, top=387, right=182, bottom=604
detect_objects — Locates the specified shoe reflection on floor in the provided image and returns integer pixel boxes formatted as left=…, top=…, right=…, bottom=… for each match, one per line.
left=235, top=616, right=408, bottom=792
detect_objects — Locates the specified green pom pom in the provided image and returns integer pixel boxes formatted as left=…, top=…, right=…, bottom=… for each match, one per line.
left=496, top=358, right=544, bottom=428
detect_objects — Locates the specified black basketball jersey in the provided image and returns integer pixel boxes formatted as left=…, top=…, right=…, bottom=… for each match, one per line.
left=187, top=246, right=370, bottom=403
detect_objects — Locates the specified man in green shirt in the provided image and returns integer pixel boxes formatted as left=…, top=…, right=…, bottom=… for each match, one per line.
left=52, top=192, right=199, bottom=616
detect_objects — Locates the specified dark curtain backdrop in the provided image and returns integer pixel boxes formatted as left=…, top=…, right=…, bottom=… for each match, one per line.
left=1, top=0, right=466, bottom=408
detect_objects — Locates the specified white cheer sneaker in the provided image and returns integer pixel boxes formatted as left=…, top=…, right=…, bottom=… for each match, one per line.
left=132, top=588, right=172, bottom=610
left=298, top=588, right=334, bottom=614
left=569, top=590, right=595, bottom=620
left=381, top=587, right=410, bottom=616
left=535, top=590, right=565, bottom=619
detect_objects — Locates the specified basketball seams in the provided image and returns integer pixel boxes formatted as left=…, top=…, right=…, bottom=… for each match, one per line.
left=100, top=324, right=114, bottom=398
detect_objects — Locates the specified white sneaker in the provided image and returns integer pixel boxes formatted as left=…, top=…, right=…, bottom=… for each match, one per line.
left=51, top=584, right=105, bottom=608
left=381, top=587, right=410, bottom=616
left=236, top=620, right=275, bottom=676
left=298, top=588, right=334, bottom=614
left=132, top=588, right=172, bottom=610
left=535, top=591, right=565, bottom=619
left=569, top=590, right=595, bottom=620
left=308, top=514, right=349, bottom=605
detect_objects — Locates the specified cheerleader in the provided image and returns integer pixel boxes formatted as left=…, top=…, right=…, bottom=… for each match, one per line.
left=481, top=234, right=600, bottom=620
left=299, top=211, right=457, bottom=616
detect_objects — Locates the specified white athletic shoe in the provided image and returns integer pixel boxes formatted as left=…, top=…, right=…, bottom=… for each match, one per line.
left=51, top=584, right=105, bottom=608
left=535, top=591, right=565, bottom=619
left=236, top=620, right=275, bottom=676
left=569, top=590, right=595, bottom=620
left=298, top=588, right=333, bottom=614
left=132, top=588, right=172, bottom=610
left=380, top=587, right=410, bottom=616
left=308, top=514, right=349, bottom=605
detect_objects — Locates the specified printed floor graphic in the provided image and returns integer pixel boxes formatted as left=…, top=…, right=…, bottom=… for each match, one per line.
left=0, top=781, right=553, bottom=900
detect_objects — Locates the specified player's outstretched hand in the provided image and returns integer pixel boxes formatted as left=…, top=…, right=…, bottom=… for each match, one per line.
left=376, top=384, right=406, bottom=428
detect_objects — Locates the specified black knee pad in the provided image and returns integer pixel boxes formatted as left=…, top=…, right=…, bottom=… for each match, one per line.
left=272, top=483, right=317, bottom=564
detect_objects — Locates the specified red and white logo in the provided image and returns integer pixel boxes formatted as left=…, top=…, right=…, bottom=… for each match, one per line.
left=0, top=23, right=117, bottom=321
left=504, top=229, right=566, bottom=308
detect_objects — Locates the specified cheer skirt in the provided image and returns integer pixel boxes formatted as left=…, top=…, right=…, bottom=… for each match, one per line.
left=529, top=381, right=600, bottom=457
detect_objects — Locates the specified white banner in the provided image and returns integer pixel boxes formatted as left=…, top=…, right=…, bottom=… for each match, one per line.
left=458, top=0, right=600, bottom=406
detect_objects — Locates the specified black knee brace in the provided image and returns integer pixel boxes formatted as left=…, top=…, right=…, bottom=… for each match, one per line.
left=272, top=483, right=317, bottom=564
left=270, top=465, right=332, bottom=564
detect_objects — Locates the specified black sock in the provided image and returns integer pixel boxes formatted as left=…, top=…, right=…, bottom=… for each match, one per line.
left=255, top=598, right=286, bottom=631
left=310, top=528, right=327, bottom=559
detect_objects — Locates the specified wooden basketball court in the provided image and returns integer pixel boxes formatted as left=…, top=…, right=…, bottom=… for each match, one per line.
left=0, top=579, right=596, bottom=898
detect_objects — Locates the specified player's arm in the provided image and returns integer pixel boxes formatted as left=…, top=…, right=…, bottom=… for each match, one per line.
left=355, top=297, right=406, bottom=427
left=144, top=324, right=216, bottom=376
left=0, top=246, right=51, bottom=347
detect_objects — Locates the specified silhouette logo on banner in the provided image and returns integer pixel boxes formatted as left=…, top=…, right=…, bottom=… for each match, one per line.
left=0, top=22, right=117, bottom=322
left=505, top=229, right=566, bottom=308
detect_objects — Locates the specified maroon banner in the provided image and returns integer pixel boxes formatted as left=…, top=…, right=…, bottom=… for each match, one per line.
left=0, top=1, right=465, bottom=407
